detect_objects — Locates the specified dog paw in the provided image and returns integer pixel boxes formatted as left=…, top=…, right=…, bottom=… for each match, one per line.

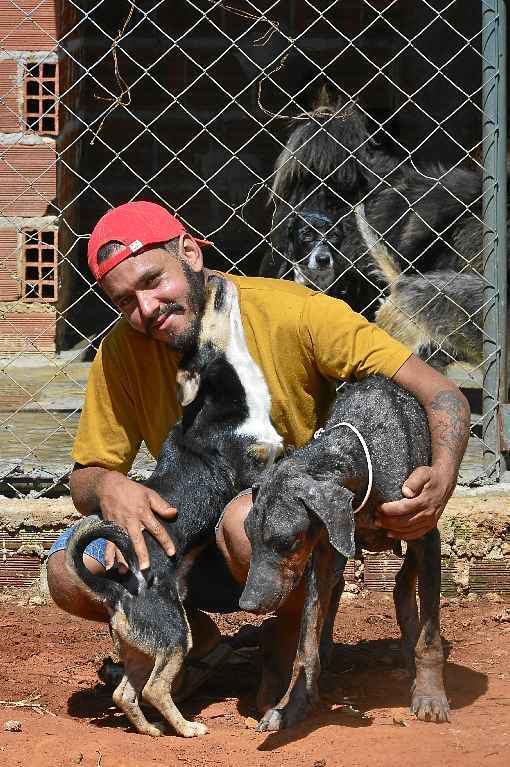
left=256, top=708, right=284, bottom=732
left=411, top=692, right=450, bottom=723
left=145, top=721, right=167, bottom=737
left=179, top=720, right=209, bottom=738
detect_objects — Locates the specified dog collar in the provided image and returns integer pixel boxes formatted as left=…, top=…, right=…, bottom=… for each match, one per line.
left=313, top=421, right=373, bottom=514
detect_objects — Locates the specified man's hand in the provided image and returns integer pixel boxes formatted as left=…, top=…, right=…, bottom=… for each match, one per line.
left=97, top=472, right=176, bottom=571
left=383, top=354, right=470, bottom=541
left=376, top=464, right=456, bottom=540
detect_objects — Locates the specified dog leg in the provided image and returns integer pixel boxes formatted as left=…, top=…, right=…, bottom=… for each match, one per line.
left=112, top=648, right=165, bottom=737
left=410, top=530, right=450, bottom=723
left=393, top=546, right=419, bottom=674
left=142, top=649, right=208, bottom=737
left=257, top=539, right=336, bottom=732
left=320, top=559, right=345, bottom=668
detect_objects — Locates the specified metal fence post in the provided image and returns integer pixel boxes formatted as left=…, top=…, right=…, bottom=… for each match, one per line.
left=481, top=0, right=507, bottom=480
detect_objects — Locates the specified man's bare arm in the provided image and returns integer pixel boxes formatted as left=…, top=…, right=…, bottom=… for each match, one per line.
left=376, top=354, right=470, bottom=540
left=70, top=464, right=176, bottom=569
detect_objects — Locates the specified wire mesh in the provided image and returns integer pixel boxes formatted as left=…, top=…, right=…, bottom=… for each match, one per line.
left=0, top=0, right=507, bottom=496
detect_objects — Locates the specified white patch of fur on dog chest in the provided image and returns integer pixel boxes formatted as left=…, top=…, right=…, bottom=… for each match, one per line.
left=226, top=289, right=282, bottom=448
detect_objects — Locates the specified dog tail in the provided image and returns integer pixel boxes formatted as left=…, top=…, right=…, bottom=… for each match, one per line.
left=66, top=515, right=139, bottom=606
left=354, top=203, right=401, bottom=285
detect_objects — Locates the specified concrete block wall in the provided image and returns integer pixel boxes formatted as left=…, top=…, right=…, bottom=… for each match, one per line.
left=0, top=490, right=508, bottom=595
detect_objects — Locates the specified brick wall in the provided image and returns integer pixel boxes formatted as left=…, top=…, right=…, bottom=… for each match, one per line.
left=0, top=0, right=58, bottom=353
left=0, top=0, right=57, bottom=51
left=0, top=60, right=21, bottom=132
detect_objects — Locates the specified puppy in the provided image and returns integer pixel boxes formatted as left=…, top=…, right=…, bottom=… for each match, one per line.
left=260, top=86, right=401, bottom=307
left=261, top=209, right=348, bottom=295
left=241, top=376, right=448, bottom=731
left=66, top=275, right=283, bottom=737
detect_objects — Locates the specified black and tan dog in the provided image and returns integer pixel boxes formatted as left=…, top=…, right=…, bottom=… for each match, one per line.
left=240, top=375, right=448, bottom=731
left=66, top=275, right=283, bottom=737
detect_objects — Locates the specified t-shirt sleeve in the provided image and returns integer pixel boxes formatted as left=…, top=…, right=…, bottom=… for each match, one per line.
left=300, top=292, right=412, bottom=381
left=72, top=338, right=142, bottom=474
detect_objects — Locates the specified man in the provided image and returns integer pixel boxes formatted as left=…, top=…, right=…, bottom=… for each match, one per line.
left=47, top=201, right=470, bottom=710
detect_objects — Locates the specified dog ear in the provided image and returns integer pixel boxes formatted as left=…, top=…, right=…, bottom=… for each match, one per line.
left=176, top=369, right=200, bottom=406
left=301, top=479, right=355, bottom=559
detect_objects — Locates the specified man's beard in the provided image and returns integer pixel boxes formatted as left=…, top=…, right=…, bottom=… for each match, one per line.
left=152, top=262, right=206, bottom=354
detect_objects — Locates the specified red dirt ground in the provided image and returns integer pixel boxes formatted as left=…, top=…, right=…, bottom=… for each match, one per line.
left=1, top=590, right=509, bottom=767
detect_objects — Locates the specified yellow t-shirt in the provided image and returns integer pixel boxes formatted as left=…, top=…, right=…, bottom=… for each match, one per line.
left=72, top=275, right=411, bottom=473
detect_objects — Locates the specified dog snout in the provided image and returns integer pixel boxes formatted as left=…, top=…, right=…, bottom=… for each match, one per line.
left=316, top=250, right=332, bottom=267
left=308, top=243, right=333, bottom=271
left=239, top=564, right=293, bottom=615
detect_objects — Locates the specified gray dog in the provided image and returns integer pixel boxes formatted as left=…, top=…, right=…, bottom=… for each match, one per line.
left=240, top=375, right=448, bottom=731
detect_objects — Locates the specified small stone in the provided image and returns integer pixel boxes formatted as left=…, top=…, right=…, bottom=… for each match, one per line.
left=341, top=591, right=357, bottom=600
left=4, top=720, right=22, bottom=732
left=486, top=592, right=503, bottom=603
left=73, top=755, right=84, bottom=764
left=313, top=760, right=326, bottom=767
left=28, top=595, right=46, bottom=607
left=440, top=596, right=450, bottom=607
left=466, top=592, right=479, bottom=602
left=390, top=707, right=412, bottom=726
left=244, top=717, right=258, bottom=729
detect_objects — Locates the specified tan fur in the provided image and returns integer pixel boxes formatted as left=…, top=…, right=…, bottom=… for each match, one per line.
left=109, top=605, right=202, bottom=737
left=198, top=276, right=233, bottom=352
left=375, top=301, right=432, bottom=349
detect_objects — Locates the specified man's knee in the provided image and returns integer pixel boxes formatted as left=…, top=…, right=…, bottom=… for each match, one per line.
left=47, top=550, right=109, bottom=622
left=216, top=493, right=253, bottom=585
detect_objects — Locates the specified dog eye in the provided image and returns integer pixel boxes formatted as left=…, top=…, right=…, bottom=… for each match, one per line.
left=275, top=532, right=305, bottom=555
left=288, top=536, right=304, bottom=554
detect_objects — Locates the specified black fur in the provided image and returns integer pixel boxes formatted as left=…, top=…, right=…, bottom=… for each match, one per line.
left=260, top=88, right=508, bottom=369
left=66, top=275, right=281, bottom=737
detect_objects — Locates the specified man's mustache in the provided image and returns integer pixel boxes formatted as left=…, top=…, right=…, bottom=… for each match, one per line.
left=146, top=302, right=185, bottom=336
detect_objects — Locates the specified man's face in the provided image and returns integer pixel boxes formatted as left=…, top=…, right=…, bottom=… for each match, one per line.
left=100, top=238, right=205, bottom=352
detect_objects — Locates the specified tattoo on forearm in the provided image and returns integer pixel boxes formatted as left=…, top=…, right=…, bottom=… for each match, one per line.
left=429, top=390, right=470, bottom=461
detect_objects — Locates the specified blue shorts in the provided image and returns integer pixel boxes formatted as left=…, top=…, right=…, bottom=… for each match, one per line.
left=48, top=524, right=107, bottom=565
left=48, top=488, right=254, bottom=567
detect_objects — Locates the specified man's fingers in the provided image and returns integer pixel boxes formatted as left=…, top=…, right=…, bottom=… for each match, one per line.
left=388, top=523, right=435, bottom=541
left=378, top=495, right=427, bottom=518
left=128, top=525, right=151, bottom=571
left=401, top=466, right=432, bottom=497
left=104, top=541, right=116, bottom=570
left=114, top=547, right=129, bottom=575
left=380, top=508, right=436, bottom=531
left=142, top=513, right=175, bottom=557
left=148, top=490, right=177, bottom=519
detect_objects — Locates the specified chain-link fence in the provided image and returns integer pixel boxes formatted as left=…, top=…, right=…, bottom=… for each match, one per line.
left=0, top=0, right=507, bottom=497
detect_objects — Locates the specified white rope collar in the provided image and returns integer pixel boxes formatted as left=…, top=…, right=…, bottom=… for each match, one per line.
left=313, top=421, right=373, bottom=514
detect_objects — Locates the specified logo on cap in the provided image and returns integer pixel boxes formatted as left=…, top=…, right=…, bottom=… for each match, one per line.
left=129, top=240, right=143, bottom=253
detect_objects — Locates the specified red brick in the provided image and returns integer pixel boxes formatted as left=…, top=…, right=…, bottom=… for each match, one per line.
left=0, top=0, right=57, bottom=51
left=0, top=143, right=56, bottom=216
left=0, top=228, right=20, bottom=300
left=0, top=310, right=56, bottom=352
left=0, top=59, right=21, bottom=132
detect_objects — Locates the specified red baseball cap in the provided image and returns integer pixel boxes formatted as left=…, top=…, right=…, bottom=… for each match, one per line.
left=87, top=201, right=212, bottom=281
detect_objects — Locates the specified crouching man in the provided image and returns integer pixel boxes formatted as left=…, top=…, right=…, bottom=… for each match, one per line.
left=47, top=201, right=470, bottom=710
